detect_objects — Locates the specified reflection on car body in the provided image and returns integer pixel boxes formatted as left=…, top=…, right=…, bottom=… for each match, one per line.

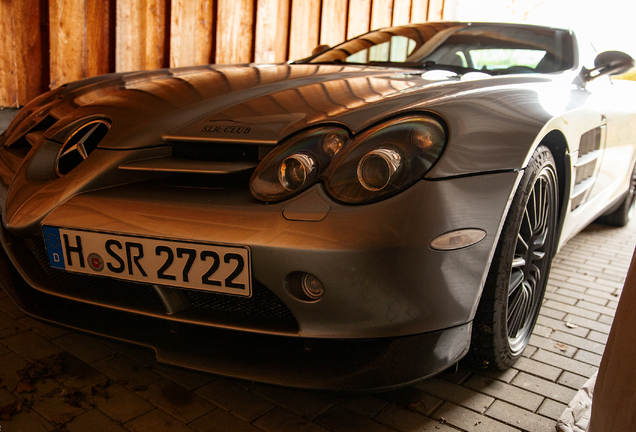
left=1, top=22, right=635, bottom=391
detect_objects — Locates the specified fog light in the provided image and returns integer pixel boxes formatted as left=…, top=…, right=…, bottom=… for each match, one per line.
left=301, top=274, right=324, bottom=300
left=279, top=154, right=316, bottom=191
left=357, top=148, right=401, bottom=191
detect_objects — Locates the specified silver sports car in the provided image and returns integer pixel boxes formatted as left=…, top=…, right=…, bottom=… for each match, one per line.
left=1, top=22, right=635, bottom=391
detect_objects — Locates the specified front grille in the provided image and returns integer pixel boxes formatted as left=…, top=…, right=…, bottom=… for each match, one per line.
left=24, top=237, right=298, bottom=330
left=183, top=285, right=295, bottom=320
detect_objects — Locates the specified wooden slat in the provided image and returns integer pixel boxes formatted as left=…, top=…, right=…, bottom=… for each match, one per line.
left=87, top=0, right=113, bottom=76
left=254, top=0, right=290, bottom=63
left=170, top=0, right=214, bottom=67
left=116, top=0, right=140, bottom=72
left=116, top=0, right=166, bottom=72
left=346, top=0, right=371, bottom=39
left=288, top=0, right=321, bottom=60
left=392, top=0, right=412, bottom=26
left=0, top=1, right=10, bottom=105
left=320, top=0, right=347, bottom=47
left=144, top=0, right=167, bottom=68
left=410, top=0, right=429, bottom=23
left=0, top=0, right=43, bottom=106
left=428, top=0, right=445, bottom=21
left=370, top=0, right=393, bottom=30
left=216, top=0, right=254, bottom=64
left=49, top=0, right=86, bottom=89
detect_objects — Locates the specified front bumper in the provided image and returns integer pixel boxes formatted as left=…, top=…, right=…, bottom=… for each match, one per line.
left=0, top=249, right=471, bottom=391
left=0, top=170, right=520, bottom=389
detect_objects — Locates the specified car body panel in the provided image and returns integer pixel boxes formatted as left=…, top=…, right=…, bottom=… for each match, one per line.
left=1, top=21, right=636, bottom=390
left=27, top=170, right=519, bottom=338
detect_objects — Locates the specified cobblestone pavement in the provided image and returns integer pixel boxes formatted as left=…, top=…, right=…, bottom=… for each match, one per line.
left=1, top=217, right=634, bottom=430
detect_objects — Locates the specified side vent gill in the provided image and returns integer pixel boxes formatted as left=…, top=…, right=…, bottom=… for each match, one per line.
left=570, top=126, right=604, bottom=211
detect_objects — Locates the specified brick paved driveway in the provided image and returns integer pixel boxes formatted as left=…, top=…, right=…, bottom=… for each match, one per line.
left=1, top=217, right=634, bottom=432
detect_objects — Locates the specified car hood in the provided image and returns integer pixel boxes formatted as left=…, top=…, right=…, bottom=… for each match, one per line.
left=33, top=63, right=493, bottom=149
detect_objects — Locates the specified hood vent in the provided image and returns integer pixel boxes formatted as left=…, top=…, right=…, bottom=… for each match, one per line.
left=118, top=141, right=274, bottom=175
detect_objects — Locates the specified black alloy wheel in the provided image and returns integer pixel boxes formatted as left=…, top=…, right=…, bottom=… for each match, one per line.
left=507, top=159, right=557, bottom=354
left=469, top=145, right=559, bottom=369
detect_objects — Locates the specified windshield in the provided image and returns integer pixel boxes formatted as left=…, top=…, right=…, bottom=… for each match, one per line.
left=306, top=23, right=574, bottom=75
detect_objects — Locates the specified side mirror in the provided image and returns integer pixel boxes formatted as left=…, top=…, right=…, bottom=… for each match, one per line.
left=584, top=51, right=635, bottom=81
left=311, top=45, right=330, bottom=56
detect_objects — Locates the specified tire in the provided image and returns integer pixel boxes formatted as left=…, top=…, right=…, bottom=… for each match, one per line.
left=469, top=145, right=559, bottom=370
left=598, top=164, right=636, bottom=227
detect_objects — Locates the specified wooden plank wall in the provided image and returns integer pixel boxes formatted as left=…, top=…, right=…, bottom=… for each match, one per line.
left=0, top=0, right=447, bottom=107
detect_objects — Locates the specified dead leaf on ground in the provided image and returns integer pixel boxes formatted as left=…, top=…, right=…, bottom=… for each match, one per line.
left=62, top=387, right=85, bottom=408
left=15, top=380, right=36, bottom=393
left=16, top=354, right=65, bottom=385
left=565, top=322, right=578, bottom=329
left=554, top=342, right=569, bottom=352
left=49, top=412, right=73, bottom=425
left=91, top=385, right=109, bottom=400
left=0, top=399, right=22, bottom=420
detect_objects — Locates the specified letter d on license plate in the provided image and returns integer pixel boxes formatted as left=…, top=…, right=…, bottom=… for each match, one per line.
left=43, top=226, right=252, bottom=297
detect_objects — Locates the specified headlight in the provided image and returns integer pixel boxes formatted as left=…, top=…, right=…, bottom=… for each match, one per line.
left=250, top=127, right=349, bottom=202
left=357, top=148, right=402, bottom=191
left=324, top=115, right=445, bottom=204
left=250, top=115, right=446, bottom=204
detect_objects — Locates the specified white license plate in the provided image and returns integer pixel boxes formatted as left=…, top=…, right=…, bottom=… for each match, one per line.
left=42, top=226, right=251, bottom=297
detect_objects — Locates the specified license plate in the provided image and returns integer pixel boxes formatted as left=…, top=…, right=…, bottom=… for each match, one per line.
left=42, top=226, right=251, bottom=297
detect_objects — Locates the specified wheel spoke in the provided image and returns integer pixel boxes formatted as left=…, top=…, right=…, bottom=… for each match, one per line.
left=512, top=257, right=526, bottom=268
left=516, top=233, right=529, bottom=254
left=509, top=269, right=524, bottom=296
left=508, top=283, right=530, bottom=338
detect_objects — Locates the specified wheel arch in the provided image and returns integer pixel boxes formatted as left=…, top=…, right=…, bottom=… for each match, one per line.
left=534, top=129, right=571, bottom=250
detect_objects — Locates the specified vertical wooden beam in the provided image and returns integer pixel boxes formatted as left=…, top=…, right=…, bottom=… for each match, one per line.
left=116, top=0, right=166, bottom=72
left=170, top=0, right=214, bottom=67
left=149, top=0, right=168, bottom=68
left=346, top=0, right=371, bottom=39
left=410, top=0, right=429, bottom=22
left=288, top=0, right=321, bottom=60
left=255, top=0, right=290, bottom=63
left=370, top=0, right=393, bottom=30
left=49, top=0, right=86, bottom=89
left=428, top=0, right=445, bottom=20
left=320, top=0, right=347, bottom=47
left=116, top=0, right=141, bottom=72
left=87, top=0, right=114, bottom=76
left=216, top=0, right=254, bottom=64
left=392, top=0, right=411, bottom=26
left=0, top=0, right=44, bottom=106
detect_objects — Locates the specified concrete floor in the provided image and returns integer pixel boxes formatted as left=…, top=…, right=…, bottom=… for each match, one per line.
left=1, top=108, right=634, bottom=431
